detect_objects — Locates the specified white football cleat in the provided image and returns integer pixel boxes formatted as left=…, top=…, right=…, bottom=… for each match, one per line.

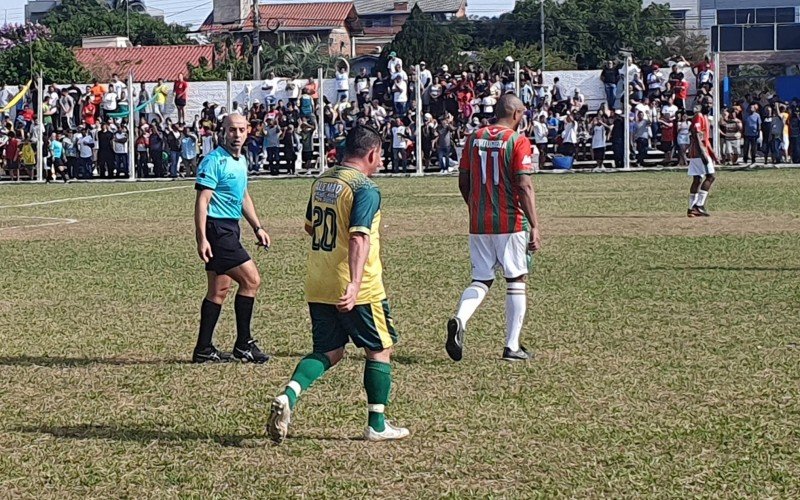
left=364, top=421, right=410, bottom=442
left=266, top=394, right=292, bottom=444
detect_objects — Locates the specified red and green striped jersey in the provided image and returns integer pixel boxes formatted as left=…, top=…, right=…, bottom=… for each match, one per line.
left=459, top=125, right=534, bottom=234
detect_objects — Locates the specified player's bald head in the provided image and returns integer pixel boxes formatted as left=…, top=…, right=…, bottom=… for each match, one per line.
left=496, top=94, right=525, bottom=120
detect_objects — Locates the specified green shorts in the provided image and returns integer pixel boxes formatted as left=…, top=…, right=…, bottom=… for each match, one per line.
left=308, top=300, right=398, bottom=353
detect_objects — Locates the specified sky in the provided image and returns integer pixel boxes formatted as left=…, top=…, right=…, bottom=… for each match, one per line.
left=2, top=0, right=517, bottom=29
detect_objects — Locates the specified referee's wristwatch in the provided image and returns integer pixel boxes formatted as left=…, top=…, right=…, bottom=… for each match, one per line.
left=254, top=226, right=265, bottom=234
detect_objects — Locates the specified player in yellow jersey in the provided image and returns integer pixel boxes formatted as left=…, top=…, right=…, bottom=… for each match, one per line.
left=268, top=125, right=409, bottom=444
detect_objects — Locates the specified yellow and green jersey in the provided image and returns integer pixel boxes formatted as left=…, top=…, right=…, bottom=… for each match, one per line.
left=304, top=166, right=385, bottom=305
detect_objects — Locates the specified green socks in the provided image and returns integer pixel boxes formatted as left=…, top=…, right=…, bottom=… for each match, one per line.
left=283, top=353, right=332, bottom=409
left=364, top=360, right=392, bottom=432
left=282, top=355, right=393, bottom=433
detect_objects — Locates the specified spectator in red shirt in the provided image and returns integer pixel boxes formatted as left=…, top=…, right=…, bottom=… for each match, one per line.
left=83, top=97, right=97, bottom=126
left=173, top=73, right=189, bottom=124
left=673, top=73, right=688, bottom=110
left=5, top=131, right=21, bottom=181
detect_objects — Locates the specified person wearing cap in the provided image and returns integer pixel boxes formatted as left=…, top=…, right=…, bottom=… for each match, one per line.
left=392, top=73, right=408, bottom=116
left=388, top=51, right=403, bottom=77
left=419, top=61, right=432, bottom=89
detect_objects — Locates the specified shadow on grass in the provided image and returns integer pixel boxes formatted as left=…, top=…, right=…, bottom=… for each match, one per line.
left=268, top=351, right=312, bottom=359
left=554, top=215, right=656, bottom=219
left=14, top=424, right=260, bottom=447
left=288, top=434, right=363, bottom=442
left=392, top=353, right=448, bottom=366
left=0, top=356, right=188, bottom=367
left=649, top=265, right=800, bottom=272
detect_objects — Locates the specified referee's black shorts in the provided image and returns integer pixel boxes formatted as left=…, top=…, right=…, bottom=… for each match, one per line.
left=205, top=217, right=251, bottom=275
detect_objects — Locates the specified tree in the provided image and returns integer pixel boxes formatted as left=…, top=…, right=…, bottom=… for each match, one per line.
left=477, top=41, right=576, bottom=71
left=259, top=39, right=337, bottom=79
left=189, top=36, right=253, bottom=81
left=382, top=6, right=470, bottom=71
left=658, top=32, right=710, bottom=63
left=0, top=24, right=90, bottom=84
left=40, top=0, right=190, bottom=47
left=467, top=0, right=678, bottom=69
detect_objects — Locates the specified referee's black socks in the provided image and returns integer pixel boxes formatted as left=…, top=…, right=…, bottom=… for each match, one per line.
left=196, top=299, right=222, bottom=351
left=234, top=294, right=255, bottom=349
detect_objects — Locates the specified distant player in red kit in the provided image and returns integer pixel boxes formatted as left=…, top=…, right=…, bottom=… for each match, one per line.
left=687, top=104, right=717, bottom=217
left=446, top=94, right=542, bottom=362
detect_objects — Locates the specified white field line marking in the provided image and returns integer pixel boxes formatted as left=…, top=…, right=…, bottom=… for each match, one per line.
left=0, top=216, right=79, bottom=231
left=0, top=184, right=191, bottom=210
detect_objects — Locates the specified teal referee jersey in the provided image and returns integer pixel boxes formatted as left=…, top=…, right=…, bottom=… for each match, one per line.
left=195, top=147, right=248, bottom=220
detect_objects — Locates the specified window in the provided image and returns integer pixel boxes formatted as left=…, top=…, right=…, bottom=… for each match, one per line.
left=776, top=8, right=795, bottom=23
left=717, top=10, right=736, bottom=25
left=743, top=25, right=774, bottom=50
left=670, top=10, right=687, bottom=29
left=362, top=16, right=392, bottom=28
left=777, top=24, right=800, bottom=50
left=717, top=8, right=795, bottom=26
left=719, top=26, right=743, bottom=51
left=736, top=9, right=755, bottom=25
left=756, top=8, right=775, bottom=24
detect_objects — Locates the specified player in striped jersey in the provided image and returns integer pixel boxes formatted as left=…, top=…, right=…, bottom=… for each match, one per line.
left=687, top=104, right=717, bottom=217
left=446, top=95, right=542, bottom=362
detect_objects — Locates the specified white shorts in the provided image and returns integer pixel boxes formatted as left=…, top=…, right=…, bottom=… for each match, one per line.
left=688, top=158, right=715, bottom=177
left=469, top=232, right=529, bottom=281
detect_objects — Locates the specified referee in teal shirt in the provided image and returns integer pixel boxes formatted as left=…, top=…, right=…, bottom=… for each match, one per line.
left=193, top=114, right=272, bottom=363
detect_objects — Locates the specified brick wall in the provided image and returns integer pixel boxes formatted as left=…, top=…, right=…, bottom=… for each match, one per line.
left=329, top=30, right=352, bottom=57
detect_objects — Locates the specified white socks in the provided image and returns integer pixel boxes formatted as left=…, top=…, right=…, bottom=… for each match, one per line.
left=455, top=282, right=489, bottom=327
left=505, top=282, right=527, bottom=351
left=689, top=193, right=698, bottom=209
left=696, top=190, right=709, bottom=207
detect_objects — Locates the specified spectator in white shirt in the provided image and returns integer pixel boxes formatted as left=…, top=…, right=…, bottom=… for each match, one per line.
left=335, top=66, right=350, bottom=102
left=388, top=51, right=403, bottom=77
left=561, top=113, right=577, bottom=157
left=661, top=96, right=678, bottom=120
left=110, top=74, right=126, bottom=98
left=354, top=67, right=371, bottom=108
left=533, top=114, right=549, bottom=170
left=113, top=128, right=129, bottom=177
left=0, top=83, right=12, bottom=121
left=392, top=74, right=408, bottom=115
left=261, top=71, right=279, bottom=106
left=102, top=84, right=118, bottom=121
left=77, top=129, right=95, bottom=179
left=391, top=118, right=409, bottom=173
left=418, top=61, right=432, bottom=89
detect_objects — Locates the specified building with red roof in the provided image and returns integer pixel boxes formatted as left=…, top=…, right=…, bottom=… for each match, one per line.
left=200, top=1, right=362, bottom=58
left=74, top=43, right=215, bottom=83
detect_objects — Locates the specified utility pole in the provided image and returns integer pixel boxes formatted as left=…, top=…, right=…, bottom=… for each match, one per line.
left=540, top=0, right=545, bottom=71
left=252, top=0, right=261, bottom=80
left=126, top=0, right=130, bottom=41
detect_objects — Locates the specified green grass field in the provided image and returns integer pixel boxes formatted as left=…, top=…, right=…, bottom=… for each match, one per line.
left=0, top=170, right=798, bottom=498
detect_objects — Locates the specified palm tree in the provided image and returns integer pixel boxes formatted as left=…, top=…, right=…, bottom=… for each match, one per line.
left=258, top=38, right=337, bottom=79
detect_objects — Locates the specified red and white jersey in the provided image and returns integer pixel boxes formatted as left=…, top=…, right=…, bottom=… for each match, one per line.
left=459, top=125, right=535, bottom=235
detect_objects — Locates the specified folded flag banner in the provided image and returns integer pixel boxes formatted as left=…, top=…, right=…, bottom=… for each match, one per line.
left=1, top=80, right=32, bottom=113
left=107, top=95, right=157, bottom=118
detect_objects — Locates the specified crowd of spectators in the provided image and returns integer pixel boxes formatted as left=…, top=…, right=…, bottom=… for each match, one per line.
left=1, top=54, right=799, bottom=182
